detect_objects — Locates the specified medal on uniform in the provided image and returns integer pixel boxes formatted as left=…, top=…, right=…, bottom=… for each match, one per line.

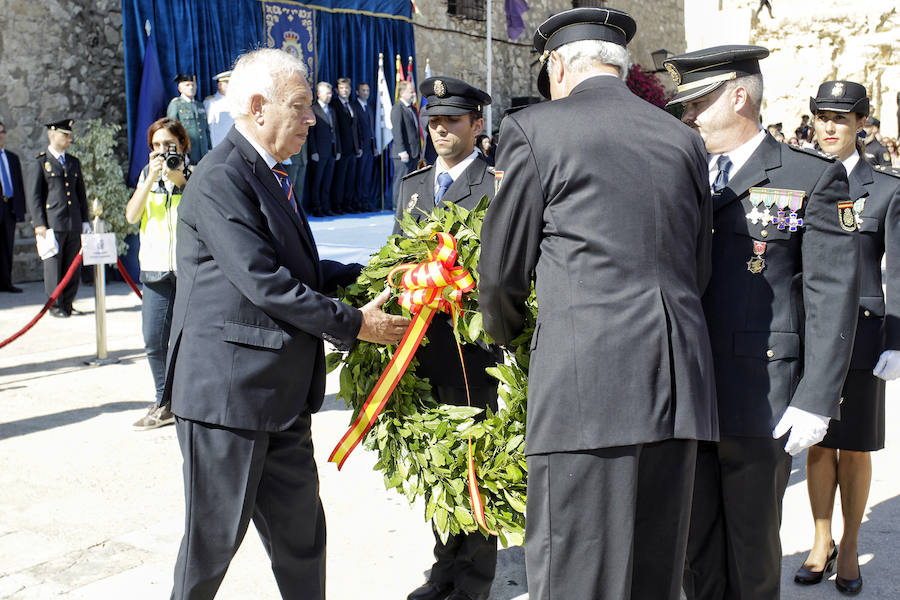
left=786, top=191, right=804, bottom=232
left=746, top=188, right=766, bottom=225
left=774, top=193, right=790, bottom=231
left=838, top=200, right=857, bottom=231
left=494, top=170, right=504, bottom=195
left=853, top=197, right=866, bottom=227
left=747, top=240, right=767, bottom=274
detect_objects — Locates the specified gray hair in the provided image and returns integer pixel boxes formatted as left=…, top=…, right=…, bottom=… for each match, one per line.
left=723, top=73, right=764, bottom=116
left=550, top=39, right=631, bottom=81
left=228, top=48, right=309, bottom=119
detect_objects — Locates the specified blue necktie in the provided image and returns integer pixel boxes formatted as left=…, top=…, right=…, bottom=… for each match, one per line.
left=58, top=153, right=66, bottom=168
left=434, top=172, right=453, bottom=205
left=272, top=163, right=299, bottom=214
left=712, top=155, right=732, bottom=193
left=0, top=151, right=12, bottom=196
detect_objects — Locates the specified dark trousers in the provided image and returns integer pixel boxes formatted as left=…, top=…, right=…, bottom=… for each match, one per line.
left=140, top=273, right=176, bottom=405
left=331, top=154, right=358, bottom=212
left=526, top=438, right=697, bottom=600
left=0, top=208, right=14, bottom=289
left=171, top=413, right=326, bottom=600
left=308, top=155, right=335, bottom=213
left=683, top=436, right=792, bottom=600
left=43, top=229, right=81, bottom=310
left=356, top=149, right=375, bottom=210
left=390, top=156, right=416, bottom=211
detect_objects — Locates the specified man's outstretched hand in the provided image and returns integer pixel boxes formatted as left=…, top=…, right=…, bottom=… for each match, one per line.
left=357, top=287, right=410, bottom=345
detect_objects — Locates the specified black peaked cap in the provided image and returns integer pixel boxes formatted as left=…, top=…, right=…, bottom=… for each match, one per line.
left=420, top=76, right=492, bottom=117
left=663, top=45, right=769, bottom=106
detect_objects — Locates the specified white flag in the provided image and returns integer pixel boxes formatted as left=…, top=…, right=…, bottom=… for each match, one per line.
left=375, top=54, right=394, bottom=153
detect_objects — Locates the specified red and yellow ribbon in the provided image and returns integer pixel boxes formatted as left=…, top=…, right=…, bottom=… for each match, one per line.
left=329, top=232, right=497, bottom=535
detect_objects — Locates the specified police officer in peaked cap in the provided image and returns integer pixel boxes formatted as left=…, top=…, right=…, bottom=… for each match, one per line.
left=397, top=75, right=502, bottom=600
left=478, top=8, right=717, bottom=599
left=664, top=46, right=860, bottom=600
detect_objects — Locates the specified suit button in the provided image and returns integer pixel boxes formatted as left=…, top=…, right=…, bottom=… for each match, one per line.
left=68, top=201, right=71, bottom=205
left=66, top=191, right=71, bottom=196
left=65, top=182, right=69, bottom=187
left=760, top=229, right=768, bottom=238
left=864, top=310, right=871, bottom=317
left=711, top=228, right=715, bottom=234
left=766, top=349, right=775, bottom=358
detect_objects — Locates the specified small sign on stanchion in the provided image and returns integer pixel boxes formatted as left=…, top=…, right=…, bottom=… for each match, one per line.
left=83, top=198, right=120, bottom=366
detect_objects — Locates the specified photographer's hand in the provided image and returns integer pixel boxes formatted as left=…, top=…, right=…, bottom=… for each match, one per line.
left=147, top=152, right=164, bottom=181
left=166, top=166, right=187, bottom=188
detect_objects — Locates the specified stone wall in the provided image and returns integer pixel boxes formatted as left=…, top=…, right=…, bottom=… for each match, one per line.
left=1, top=0, right=126, bottom=281
left=684, top=0, right=900, bottom=139
left=412, top=1, right=686, bottom=134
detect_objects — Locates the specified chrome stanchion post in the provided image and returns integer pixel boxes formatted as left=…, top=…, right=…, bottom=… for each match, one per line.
left=86, top=197, right=118, bottom=366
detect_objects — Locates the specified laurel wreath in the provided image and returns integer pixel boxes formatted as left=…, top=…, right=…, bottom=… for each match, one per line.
left=326, top=197, right=534, bottom=546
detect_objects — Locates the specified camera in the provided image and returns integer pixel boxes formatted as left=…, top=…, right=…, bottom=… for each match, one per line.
left=162, top=143, right=183, bottom=170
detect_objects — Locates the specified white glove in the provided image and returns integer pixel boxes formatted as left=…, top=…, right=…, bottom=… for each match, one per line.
left=772, top=406, right=830, bottom=456
left=873, top=350, right=900, bottom=381
left=81, top=222, right=92, bottom=234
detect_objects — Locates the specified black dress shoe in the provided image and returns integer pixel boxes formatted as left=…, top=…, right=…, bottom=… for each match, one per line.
left=49, top=306, right=69, bottom=318
left=0, top=285, right=23, bottom=293
left=407, top=581, right=452, bottom=600
left=794, top=544, right=838, bottom=584
left=445, top=590, right=479, bottom=600
left=836, top=555, right=863, bottom=595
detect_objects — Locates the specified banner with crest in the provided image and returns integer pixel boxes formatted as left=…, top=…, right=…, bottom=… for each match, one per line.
left=263, top=2, right=317, bottom=81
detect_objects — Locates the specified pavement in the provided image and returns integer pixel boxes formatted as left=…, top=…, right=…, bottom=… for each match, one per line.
left=1, top=211, right=898, bottom=599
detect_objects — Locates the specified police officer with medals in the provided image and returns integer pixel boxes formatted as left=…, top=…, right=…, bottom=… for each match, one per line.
left=167, top=74, right=210, bottom=165
left=204, top=70, right=234, bottom=148
left=27, top=119, right=90, bottom=318
left=479, top=8, right=718, bottom=600
left=663, top=46, right=861, bottom=599
left=793, top=81, right=900, bottom=595
left=395, top=77, right=501, bottom=600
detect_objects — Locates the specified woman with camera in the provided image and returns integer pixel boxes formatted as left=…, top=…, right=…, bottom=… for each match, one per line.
left=127, top=117, right=191, bottom=430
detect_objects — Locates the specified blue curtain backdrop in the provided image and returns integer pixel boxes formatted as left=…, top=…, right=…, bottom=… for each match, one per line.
left=122, top=0, right=414, bottom=188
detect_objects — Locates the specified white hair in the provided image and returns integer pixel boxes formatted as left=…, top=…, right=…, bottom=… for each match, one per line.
left=551, top=39, right=631, bottom=81
left=723, top=73, right=764, bottom=116
left=228, top=48, right=309, bottom=119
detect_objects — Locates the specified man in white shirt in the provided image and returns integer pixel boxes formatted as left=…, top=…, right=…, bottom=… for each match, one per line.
left=204, top=70, right=234, bottom=148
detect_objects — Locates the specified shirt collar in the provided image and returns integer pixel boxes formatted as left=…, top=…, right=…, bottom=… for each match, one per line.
left=434, top=151, right=478, bottom=190
left=47, top=146, right=65, bottom=161
left=707, top=128, right=766, bottom=182
left=841, top=151, right=860, bottom=175
left=235, top=124, right=278, bottom=170
left=318, top=99, right=330, bottom=110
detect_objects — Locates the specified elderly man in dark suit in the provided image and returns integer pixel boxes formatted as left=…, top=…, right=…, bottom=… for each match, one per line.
left=393, top=76, right=500, bottom=600
left=0, top=121, right=26, bottom=293
left=663, top=47, right=860, bottom=600
left=389, top=80, right=421, bottom=210
left=307, top=81, right=341, bottom=216
left=478, top=8, right=718, bottom=600
left=355, top=82, right=377, bottom=211
left=164, top=48, right=409, bottom=600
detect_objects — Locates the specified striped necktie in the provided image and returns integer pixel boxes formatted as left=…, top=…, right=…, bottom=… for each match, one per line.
left=271, top=163, right=299, bottom=215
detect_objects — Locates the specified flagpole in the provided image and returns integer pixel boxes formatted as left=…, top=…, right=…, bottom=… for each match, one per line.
left=485, top=0, right=492, bottom=136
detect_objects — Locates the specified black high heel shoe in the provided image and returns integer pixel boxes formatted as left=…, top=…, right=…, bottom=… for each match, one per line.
left=794, top=544, right=838, bottom=585
left=835, top=554, right=863, bottom=595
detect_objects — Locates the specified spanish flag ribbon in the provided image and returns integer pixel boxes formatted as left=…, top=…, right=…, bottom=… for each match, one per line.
left=329, top=232, right=496, bottom=535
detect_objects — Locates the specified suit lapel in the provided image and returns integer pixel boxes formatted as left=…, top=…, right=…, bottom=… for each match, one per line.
left=849, top=158, right=873, bottom=201
left=714, top=134, right=780, bottom=212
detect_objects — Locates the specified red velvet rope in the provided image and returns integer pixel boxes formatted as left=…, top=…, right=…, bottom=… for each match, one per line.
left=116, top=258, right=142, bottom=299
left=0, top=252, right=85, bottom=349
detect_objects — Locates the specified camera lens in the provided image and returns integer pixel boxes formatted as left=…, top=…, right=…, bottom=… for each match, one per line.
left=165, top=154, right=182, bottom=170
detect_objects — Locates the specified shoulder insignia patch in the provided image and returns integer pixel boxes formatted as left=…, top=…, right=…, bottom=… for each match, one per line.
left=838, top=200, right=857, bottom=231
left=44, top=161, right=52, bottom=172
left=402, top=164, right=432, bottom=180
left=406, top=193, right=419, bottom=212
left=786, top=144, right=837, bottom=162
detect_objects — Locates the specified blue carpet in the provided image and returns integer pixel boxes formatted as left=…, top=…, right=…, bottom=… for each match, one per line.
left=308, top=211, right=395, bottom=266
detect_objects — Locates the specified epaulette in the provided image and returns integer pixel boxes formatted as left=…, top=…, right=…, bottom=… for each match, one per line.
left=487, top=166, right=496, bottom=174
left=786, top=144, right=836, bottom=162
left=873, top=164, right=900, bottom=179
left=402, top=164, right=432, bottom=180
left=35, top=151, right=46, bottom=159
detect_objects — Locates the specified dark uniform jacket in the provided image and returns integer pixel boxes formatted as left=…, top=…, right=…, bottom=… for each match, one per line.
left=847, top=160, right=900, bottom=369
left=393, top=154, right=501, bottom=393
left=355, top=98, right=376, bottom=153
left=27, top=151, right=88, bottom=232
left=478, top=75, right=718, bottom=455
left=390, top=101, right=421, bottom=161
left=308, top=102, right=341, bottom=159
left=864, top=139, right=892, bottom=167
left=703, top=134, right=860, bottom=437
left=164, top=127, right=362, bottom=432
